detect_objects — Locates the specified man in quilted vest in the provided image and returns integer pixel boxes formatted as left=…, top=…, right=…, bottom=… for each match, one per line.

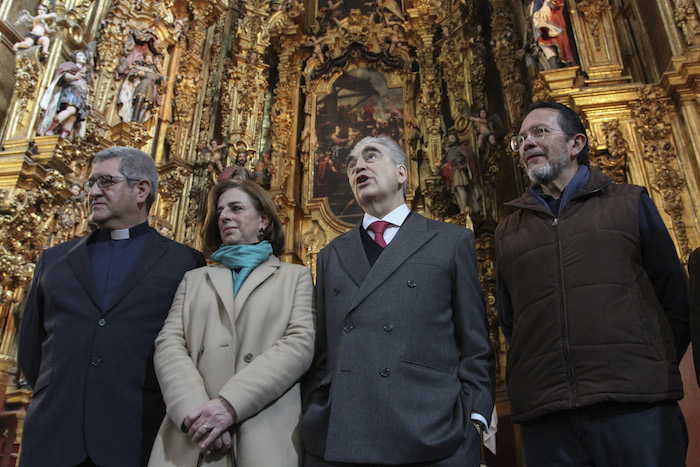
left=496, top=102, right=690, bottom=466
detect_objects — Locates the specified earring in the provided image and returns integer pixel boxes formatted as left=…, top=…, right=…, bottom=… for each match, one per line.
left=258, top=228, right=264, bottom=240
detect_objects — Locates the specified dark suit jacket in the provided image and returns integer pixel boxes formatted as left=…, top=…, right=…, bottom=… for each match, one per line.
left=18, top=228, right=205, bottom=467
left=689, top=247, right=700, bottom=386
left=301, top=213, right=494, bottom=465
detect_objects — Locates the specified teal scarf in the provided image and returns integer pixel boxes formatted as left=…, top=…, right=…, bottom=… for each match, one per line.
left=211, top=241, right=273, bottom=297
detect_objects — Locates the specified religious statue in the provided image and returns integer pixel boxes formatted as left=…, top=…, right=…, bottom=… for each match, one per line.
left=254, top=153, right=274, bottom=190
left=307, top=35, right=326, bottom=65
left=13, top=4, right=58, bottom=59
left=468, top=109, right=500, bottom=150
left=384, top=19, right=409, bottom=55
left=204, top=139, right=227, bottom=181
left=37, top=50, right=93, bottom=140
left=528, top=0, right=575, bottom=68
left=218, top=150, right=254, bottom=183
left=435, top=132, right=482, bottom=215
left=118, top=53, right=164, bottom=124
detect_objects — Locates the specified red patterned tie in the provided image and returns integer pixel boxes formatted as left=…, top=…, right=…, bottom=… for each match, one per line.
left=368, top=221, right=390, bottom=248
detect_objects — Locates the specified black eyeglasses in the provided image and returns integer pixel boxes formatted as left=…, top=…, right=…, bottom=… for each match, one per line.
left=84, top=175, right=139, bottom=190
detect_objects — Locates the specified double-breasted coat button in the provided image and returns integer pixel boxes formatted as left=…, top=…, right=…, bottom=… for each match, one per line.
left=407, top=280, right=417, bottom=288
left=97, top=318, right=106, bottom=327
left=380, top=368, right=390, bottom=377
left=343, top=324, right=354, bottom=332
left=383, top=323, right=394, bottom=332
left=243, top=353, right=254, bottom=362
left=333, top=288, right=340, bottom=295
left=91, top=357, right=103, bottom=367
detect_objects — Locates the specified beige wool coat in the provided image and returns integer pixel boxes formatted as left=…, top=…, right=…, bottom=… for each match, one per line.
left=148, top=256, right=315, bottom=467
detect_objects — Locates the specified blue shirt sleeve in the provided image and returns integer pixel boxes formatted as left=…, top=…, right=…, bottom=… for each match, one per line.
left=639, top=192, right=690, bottom=361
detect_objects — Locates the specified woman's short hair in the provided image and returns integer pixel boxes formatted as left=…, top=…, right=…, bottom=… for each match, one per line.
left=201, top=179, right=285, bottom=257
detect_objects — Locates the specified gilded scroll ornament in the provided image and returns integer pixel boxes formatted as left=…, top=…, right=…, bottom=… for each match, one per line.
left=589, top=119, right=628, bottom=184
left=0, top=171, right=68, bottom=293
left=14, top=55, right=40, bottom=122
left=629, top=85, right=691, bottom=258
left=158, top=166, right=190, bottom=217
left=576, top=0, right=608, bottom=51
left=673, top=0, right=700, bottom=46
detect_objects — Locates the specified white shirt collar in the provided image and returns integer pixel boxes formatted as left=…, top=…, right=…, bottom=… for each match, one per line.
left=362, top=204, right=410, bottom=230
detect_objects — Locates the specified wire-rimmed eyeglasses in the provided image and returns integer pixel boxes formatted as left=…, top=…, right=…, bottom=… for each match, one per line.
left=510, top=126, right=559, bottom=152
left=84, top=175, right=139, bottom=190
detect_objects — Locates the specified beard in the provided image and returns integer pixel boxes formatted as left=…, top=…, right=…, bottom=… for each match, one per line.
left=527, top=152, right=570, bottom=185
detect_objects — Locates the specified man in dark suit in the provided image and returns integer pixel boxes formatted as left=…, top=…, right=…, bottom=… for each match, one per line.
left=18, top=147, right=206, bottom=467
left=301, top=136, right=495, bottom=466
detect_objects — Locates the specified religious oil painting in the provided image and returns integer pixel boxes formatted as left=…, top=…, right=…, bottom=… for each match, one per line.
left=312, top=68, right=405, bottom=224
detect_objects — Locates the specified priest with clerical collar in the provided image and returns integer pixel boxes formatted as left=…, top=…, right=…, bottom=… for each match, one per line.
left=18, top=146, right=206, bottom=467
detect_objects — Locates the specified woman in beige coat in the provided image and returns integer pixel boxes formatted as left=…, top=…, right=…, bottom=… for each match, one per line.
left=149, top=180, right=315, bottom=467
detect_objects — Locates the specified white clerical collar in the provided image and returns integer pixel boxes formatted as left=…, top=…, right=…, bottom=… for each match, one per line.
left=110, top=229, right=131, bottom=240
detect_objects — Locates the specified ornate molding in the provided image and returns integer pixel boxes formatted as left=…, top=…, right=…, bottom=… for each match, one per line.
left=0, top=170, right=68, bottom=296
left=14, top=55, right=40, bottom=122
left=673, top=0, right=700, bottom=46
left=576, top=0, right=608, bottom=51
left=590, top=119, right=629, bottom=184
left=629, top=85, right=691, bottom=258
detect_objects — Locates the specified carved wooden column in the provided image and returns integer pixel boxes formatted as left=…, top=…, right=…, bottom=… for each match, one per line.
left=569, top=0, right=625, bottom=81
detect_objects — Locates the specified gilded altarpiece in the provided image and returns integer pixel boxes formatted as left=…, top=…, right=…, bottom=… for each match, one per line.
left=0, top=0, right=700, bottom=464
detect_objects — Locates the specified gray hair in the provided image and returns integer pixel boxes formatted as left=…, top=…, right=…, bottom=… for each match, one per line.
left=93, top=146, right=159, bottom=208
left=350, top=135, right=408, bottom=199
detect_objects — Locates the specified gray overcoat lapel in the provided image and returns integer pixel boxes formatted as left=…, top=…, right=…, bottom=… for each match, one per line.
left=67, top=232, right=102, bottom=309
left=339, top=214, right=438, bottom=314
left=333, top=224, right=371, bottom=288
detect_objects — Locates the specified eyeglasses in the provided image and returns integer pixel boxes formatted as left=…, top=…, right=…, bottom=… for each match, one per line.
left=84, top=175, right=139, bottom=190
left=511, top=126, right=560, bottom=152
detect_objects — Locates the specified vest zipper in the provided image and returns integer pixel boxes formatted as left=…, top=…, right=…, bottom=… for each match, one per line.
left=553, top=216, right=577, bottom=406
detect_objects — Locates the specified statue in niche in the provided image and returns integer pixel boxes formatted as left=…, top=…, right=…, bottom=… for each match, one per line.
left=116, top=29, right=165, bottom=123
left=435, top=131, right=482, bottom=215
left=37, top=50, right=93, bottom=140
left=307, top=35, right=326, bottom=65
left=384, top=19, right=409, bottom=55
left=58, top=183, right=86, bottom=231
left=254, top=153, right=274, bottom=190
left=118, top=53, right=164, bottom=124
left=219, top=150, right=254, bottom=183
left=317, top=0, right=344, bottom=31
left=468, top=109, right=501, bottom=150
left=12, top=4, right=57, bottom=59
left=204, top=139, right=228, bottom=180
left=527, top=0, right=575, bottom=69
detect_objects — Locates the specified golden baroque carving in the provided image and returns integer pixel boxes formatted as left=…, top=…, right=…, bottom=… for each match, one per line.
left=424, top=177, right=450, bottom=220
left=96, top=13, right=130, bottom=74
left=673, top=0, right=700, bottom=46
left=158, top=166, right=190, bottom=213
left=590, top=119, right=629, bottom=184
left=489, top=1, right=526, bottom=124
left=0, top=170, right=68, bottom=295
left=629, top=85, right=691, bottom=258
left=576, top=0, right=609, bottom=51
left=14, top=55, right=40, bottom=121
left=301, top=221, right=328, bottom=273
left=269, top=39, right=302, bottom=190
left=271, top=194, right=290, bottom=224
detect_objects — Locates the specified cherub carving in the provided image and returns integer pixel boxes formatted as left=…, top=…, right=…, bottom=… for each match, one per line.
left=13, top=5, right=57, bottom=59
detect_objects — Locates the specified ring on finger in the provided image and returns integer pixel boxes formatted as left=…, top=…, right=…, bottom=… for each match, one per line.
left=202, top=424, right=209, bottom=432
